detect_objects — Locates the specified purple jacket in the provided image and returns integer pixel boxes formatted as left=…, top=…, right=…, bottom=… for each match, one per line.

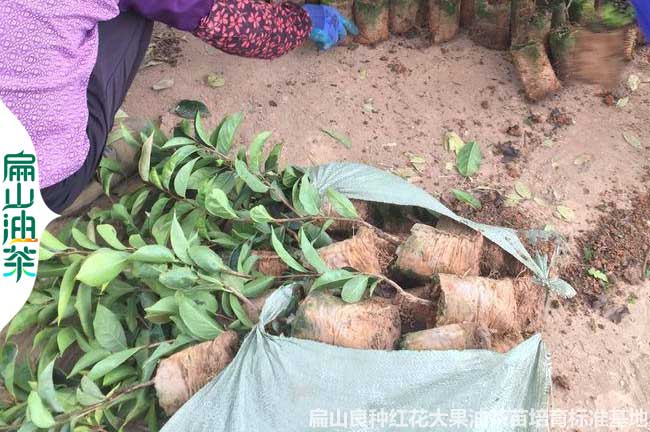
left=120, top=0, right=213, bottom=31
left=0, top=0, right=309, bottom=188
left=0, top=0, right=213, bottom=188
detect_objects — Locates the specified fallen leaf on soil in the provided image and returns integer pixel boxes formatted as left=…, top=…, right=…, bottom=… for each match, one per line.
left=452, top=189, right=481, bottom=209
left=556, top=205, right=575, bottom=222
left=174, top=100, right=210, bottom=119
left=362, top=98, right=377, bottom=113
left=623, top=132, right=641, bottom=149
left=393, top=167, right=418, bottom=179
left=504, top=193, right=522, bottom=207
left=205, top=73, right=226, bottom=88
left=409, top=154, right=426, bottom=173
left=616, top=97, right=629, bottom=108
left=514, top=181, right=532, bottom=200
left=445, top=132, right=464, bottom=154
left=358, top=68, right=367, bottom=79
left=627, top=74, right=640, bottom=92
left=321, top=128, right=352, bottom=149
left=587, top=267, right=608, bottom=283
left=152, top=78, right=174, bottom=91
left=573, top=153, right=593, bottom=166
left=456, top=141, right=482, bottom=177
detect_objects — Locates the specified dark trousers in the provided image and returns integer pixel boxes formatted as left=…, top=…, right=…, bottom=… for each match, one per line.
left=41, top=12, right=153, bottom=213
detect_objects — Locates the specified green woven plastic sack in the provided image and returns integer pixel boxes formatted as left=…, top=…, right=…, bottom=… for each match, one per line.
left=162, top=163, right=557, bottom=432
left=162, top=286, right=551, bottom=432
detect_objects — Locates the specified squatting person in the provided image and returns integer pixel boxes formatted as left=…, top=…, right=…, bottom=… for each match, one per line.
left=0, top=0, right=357, bottom=213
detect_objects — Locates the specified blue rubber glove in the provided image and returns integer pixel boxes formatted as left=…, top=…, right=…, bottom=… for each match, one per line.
left=630, top=0, right=650, bottom=41
left=302, top=4, right=359, bottom=50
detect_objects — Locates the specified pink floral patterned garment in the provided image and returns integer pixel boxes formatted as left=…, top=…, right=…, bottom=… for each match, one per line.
left=194, top=0, right=312, bottom=59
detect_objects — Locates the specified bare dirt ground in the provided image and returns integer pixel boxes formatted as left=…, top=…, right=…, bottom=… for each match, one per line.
left=122, top=27, right=650, bottom=430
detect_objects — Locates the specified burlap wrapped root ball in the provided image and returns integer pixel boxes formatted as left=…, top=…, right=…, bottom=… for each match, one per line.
left=400, top=323, right=492, bottom=351
left=470, top=0, right=512, bottom=50
left=511, top=41, right=561, bottom=101
left=389, top=0, right=421, bottom=34
left=433, top=274, right=545, bottom=342
left=154, top=331, right=239, bottom=416
left=292, top=291, right=402, bottom=350
left=318, top=226, right=397, bottom=274
left=355, top=0, right=391, bottom=44
left=394, top=222, right=483, bottom=279
left=429, top=0, right=461, bottom=43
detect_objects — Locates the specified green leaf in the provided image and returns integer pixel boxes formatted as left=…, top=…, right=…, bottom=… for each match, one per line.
left=205, top=188, right=238, bottom=219
left=76, top=376, right=105, bottom=406
left=325, top=188, right=359, bottom=219
left=87, top=347, right=140, bottom=381
left=188, top=246, right=226, bottom=273
left=194, top=111, right=211, bottom=146
left=456, top=141, right=482, bottom=177
left=144, top=296, right=178, bottom=323
left=588, top=267, right=608, bottom=283
left=170, top=213, right=192, bottom=264
left=27, top=392, right=55, bottom=429
left=40, top=231, right=67, bottom=251
left=298, top=176, right=321, bottom=215
left=264, top=142, right=282, bottom=172
left=75, top=285, right=93, bottom=339
left=57, top=259, right=82, bottom=325
left=178, top=295, right=223, bottom=340
left=249, top=131, right=271, bottom=172
left=249, top=205, right=274, bottom=224
left=270, top=228, right=307, bottom=273
left=452, top=189, right=481, bottom=209
left=76, top=249, right=130, bottom=287
left=241, top=276, right=275, bottom=298
left=159, top=267, right=198, bottom=289
left=96, top=224, right=128, bottom=250
left=174, top=99, right=209, bottom=119
left=216, top=112, right=243, bottom=154
left=235, top=159, right=269, bottom=193
left=93, top=304, right=127, bottom=353
left=161, top=145, right=198, bottom=189
left=229, top=296, right=255, bottom=328
left=6, top=305, right=39, bottom=339
left=138, top=133, right=153, bottom=182
left=299, top=228, right=329, bottom=273
left=341, top=275, right=369, bottom=303
left=68, top=349, right=110, bottom=377
left=311, top=269, right=354, bottom=292
left=37, top=360, right=64, bottom=413
left=38, top=247, right=55, bottom=261
left=56, top=327, right=76, bottom=354
left=321, top=128, right=352, bottom=149
left=71, top=228, right=99, bottom=250
left=173, top=157, right=200, bottom=197
left=130, top=245, right=176, bottom=263
left=162, top=136, right=196, bottom=149
left=102, top=364, right=137, bottom=387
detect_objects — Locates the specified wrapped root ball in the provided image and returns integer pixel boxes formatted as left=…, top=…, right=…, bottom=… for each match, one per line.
left=292, top=292, right=401, bottom=350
